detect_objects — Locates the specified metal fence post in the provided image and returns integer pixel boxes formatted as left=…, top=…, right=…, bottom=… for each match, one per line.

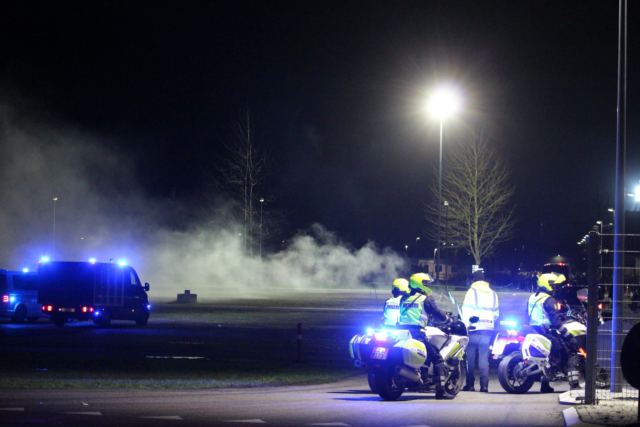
left=585, top=231, right=599, bottom=404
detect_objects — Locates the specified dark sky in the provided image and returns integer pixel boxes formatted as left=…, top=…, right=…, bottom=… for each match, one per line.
left=1, top=1, right=639, bottom=267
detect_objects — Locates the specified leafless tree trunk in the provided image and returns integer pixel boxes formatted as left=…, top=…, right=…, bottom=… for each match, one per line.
left=425, top=131, right=515, bottom=265
left=206, top=107, right=269, bottom=257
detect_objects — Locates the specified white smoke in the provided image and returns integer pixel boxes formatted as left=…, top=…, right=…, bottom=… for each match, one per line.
left=0, top=98, right=406, bottom=299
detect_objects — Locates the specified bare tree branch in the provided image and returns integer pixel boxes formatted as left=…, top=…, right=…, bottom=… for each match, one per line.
left=425, top=131, right=516, bottom=264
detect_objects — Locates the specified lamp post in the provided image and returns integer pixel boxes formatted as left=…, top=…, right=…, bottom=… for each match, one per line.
left=428, top=86, right=461, bottom=284
left=415, top=237, right=420, bottom=257
left=259, top=198, right=264, bottom=259
left=405, top=245, right=408, bottom=257
left=444, top=200, right=449, bottom=281
left=596, top=221, right=603, bottom=280
left=52, top=197, right=58, bottom=260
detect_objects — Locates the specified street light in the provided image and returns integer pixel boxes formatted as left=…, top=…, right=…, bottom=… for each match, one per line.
left=428, top=86, right=461, bottom=283
left=597, top=221, right=603, bottom=279
left=52, top=197, right=58, bottom=260
left=405, top=245, right=408, bottom=256
left=259, top=198, right=264, bottom=259
left=415, top=237, right=420, bottom=256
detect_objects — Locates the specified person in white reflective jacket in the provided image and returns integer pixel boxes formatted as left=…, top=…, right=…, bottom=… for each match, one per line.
left=461, top=270, right=498, bottom=392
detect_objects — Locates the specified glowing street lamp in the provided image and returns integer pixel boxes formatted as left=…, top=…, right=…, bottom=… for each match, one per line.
left=428, top=86, right=461, bottom=283
left=52, top=197, right=58, bottom=260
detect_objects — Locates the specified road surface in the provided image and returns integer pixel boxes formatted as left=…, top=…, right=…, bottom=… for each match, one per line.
left=0, top=372, right=566, bottom=427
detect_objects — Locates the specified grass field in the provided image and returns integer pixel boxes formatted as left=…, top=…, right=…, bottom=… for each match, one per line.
left=0, top=290, right=383, bottom=389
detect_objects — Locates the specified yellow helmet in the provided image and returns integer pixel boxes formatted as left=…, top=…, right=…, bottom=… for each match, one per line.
left=392, top=278, right=410, bottom=294
left=537, top=273, right=566, bottom=292
left=409, top=273, right=434, bottom=295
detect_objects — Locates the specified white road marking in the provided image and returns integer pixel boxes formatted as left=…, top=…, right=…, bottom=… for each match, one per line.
left=140, top=416, right=183, bottom=420
left=63, top=411, right=102, bottom=416
left=82, top=402, right=89, bottom=406
left=223, top=420, right=267, bottom=424
left=308, top=423, right=351, bottom=426
left=0, top=407, right=24, bottom=411
left=403, top=425, right=434, bottom=427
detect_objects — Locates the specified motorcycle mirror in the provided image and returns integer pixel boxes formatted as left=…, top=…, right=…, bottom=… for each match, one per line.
left=469, top=316, right=480, bottom=324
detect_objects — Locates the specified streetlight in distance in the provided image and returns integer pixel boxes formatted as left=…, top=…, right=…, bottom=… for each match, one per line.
left=259, top=198, right=264, bottom=259
left=52, top=197, right=58, bottom=260
left=428, top=85, right=461, bottom=284
left=405, top=245, right=408, bottom=257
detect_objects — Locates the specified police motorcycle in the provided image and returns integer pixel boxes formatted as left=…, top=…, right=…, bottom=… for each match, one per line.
left=496, top=289, right=609, bottom=393
left=349, top=290, right=475, bottom=401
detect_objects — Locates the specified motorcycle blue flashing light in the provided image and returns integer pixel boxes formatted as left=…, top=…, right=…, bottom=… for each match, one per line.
left=40, top=256, right=50, bottom=263
left=10, top=296, right=15, bottom=303
left=22, top=268, right=28, bottom=273
left=89, top=258, right=96, bottom=264
left=500, top=319, right=519, bottom=328
left=118, top=260, right=127, bottom=267
left=147, top=304, right=151, bottom=309
left=366, top=328, right=375, bottom=335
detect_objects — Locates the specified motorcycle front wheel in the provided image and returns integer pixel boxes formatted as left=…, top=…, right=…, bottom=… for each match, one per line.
left=498, top=351, right=535, bottom=394
left=375, top=367, right=405, bottom=401
left=367, top=373, right=377, bottom=393
left=444, top=359, right=466, bottom=396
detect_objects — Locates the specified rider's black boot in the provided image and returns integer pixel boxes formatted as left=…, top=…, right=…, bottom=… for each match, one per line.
left=540, top=382, right=555, bottom=393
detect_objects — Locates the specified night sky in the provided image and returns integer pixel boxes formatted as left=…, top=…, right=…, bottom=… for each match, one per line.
left=1, top=1, right=639, bottom=269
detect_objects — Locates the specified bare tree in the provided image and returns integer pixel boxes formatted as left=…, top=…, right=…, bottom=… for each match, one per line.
left=206, top=108, right=270, bottom=257
left=425, top=131, right=516, bottom=265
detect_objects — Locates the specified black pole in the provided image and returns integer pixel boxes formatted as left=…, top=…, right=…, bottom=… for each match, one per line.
left=585, top=231, right=599, bottom=404
left=611, top=0, right=627, bottom=393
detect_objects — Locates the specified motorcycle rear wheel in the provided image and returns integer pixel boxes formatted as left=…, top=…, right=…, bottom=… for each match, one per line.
left=498, top=351, right=535, bottom=394
left=367, top=373, right=377, bottom=393
left=375, top=367, right=405, bottom=401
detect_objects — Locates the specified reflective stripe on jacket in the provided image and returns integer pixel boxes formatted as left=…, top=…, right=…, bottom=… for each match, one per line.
left=461, top=281, right=499, bottom=331
left=398, top=294, right=430, bottom=327
left=528, top=293, right=551, bottom=326
left=382, top=296, right=403, bottom=326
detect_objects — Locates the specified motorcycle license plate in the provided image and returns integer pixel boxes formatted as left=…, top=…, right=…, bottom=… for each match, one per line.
left=371, top=347, right=388, bottom=360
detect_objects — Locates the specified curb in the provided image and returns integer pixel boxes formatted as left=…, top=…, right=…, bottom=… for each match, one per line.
left=563, top=408, right=602, bottom=427
left=559, top=390, right=586, bottom=405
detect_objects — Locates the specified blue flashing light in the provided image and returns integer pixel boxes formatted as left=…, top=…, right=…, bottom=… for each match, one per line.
left=94, top=310, right=100, bottom=316
left=366, top=328, right=375, bottom=335
left=9, top=296, right=15, bottom=303
left=118, top=260, right=127, bottom=267
left=40, top=256, right=50, bottom=263
left=22, top=268, right=29, bottom=273
left=500, top=319, right=519, bottom=328
left=89, top=258, right=96, bottom=264
left=147, top=304, right=151, bottom=309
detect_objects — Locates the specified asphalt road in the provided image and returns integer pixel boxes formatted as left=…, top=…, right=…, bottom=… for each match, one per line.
left=0, top=372, right=566, bottom=427
left=1, top=290, right=556, bottom=427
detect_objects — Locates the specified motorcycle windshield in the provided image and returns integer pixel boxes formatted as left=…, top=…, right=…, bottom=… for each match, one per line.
left=430, top=289, right=461, bottom=320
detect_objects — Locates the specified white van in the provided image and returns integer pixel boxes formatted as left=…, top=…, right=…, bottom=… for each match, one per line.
left=0, top=270, right=43, bottom=322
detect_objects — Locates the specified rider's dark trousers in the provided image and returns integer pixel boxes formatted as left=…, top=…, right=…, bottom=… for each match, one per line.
left=466, top=330, right=492, bottom=388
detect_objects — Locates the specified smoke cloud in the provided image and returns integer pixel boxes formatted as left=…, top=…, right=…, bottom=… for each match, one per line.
left=0, top=98, right=406, bottom=299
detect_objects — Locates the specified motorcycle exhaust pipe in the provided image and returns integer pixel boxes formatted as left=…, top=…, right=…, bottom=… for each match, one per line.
left=395, top=366, right=422, bottom=383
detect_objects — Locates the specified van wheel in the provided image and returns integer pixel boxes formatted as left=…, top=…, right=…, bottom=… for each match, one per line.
left=95, top=310, right=111, bottom=327
left=52, top=315, right=66, bottom=327
left=11, top=305, right=27, bottom=323
left=136, top=313, right=149, bottom=326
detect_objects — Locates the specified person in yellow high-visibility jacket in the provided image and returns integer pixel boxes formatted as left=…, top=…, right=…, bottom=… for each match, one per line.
left=382, top=278, right=410, bottom=326
left=461, top=270, right=498, bottom=392
left=398, top=273, right=454, bottom=400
